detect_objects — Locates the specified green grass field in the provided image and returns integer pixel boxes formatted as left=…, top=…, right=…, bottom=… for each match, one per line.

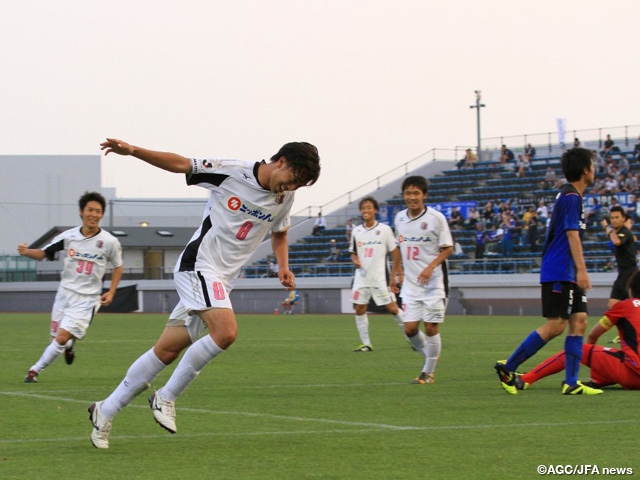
left=1, top=312, right=638, bottom=479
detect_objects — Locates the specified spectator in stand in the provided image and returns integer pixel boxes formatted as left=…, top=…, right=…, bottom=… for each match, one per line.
left=453, top=240, right=464, bottom=256
left=312, top=212, right=327, bottom=236
left=474, top=223, right=487, bottom=260
left=448, top=206, right=463, bottom=230
left=345, top=219, right=353, bottom=244
left=602, top=134, right=615, bottom=156
left=633, top=135, right=640, bottom=160
left=618, top=154, right=630, bottom=175
left=267, top=257, right=279, bottom=278
left=500, top=145, right=515, bottom=165
left=527, top=207, right=539, bottom=253
left=521, top=206, right=534, bottom=246
left=486, top=224, right=503, bottom=255
left=543, top=167, right=557, bottom=190
left=604, top=155, right=616, bottom=175
left=616, top=173, right=627, bottom=193
left=584, top=197, right=601, bottom=227
left=626, top=195, right=638, bottom=221
left=554, top=176, right=568, bottom=190
left=525, top=143, right=536, bottom=160
left=516, top=154, right=530, bottom=178
left=482, top=201, right=494, bottom=227
left=461, top=148, right=478, bottom=169
left=500, top=211, right=516, bottom=257
left=620, top=171, right=635, bottom=192
left=573, top=138, right=582, bottom=148
left=592, top=150, right=605, bottom=174
left=603, top=174, right=619, bottom=195
left=536, top=200, right=549, bottom=227
left=465, top=206, right=480, bottom=227
left=325, top=239, right=340, bottom=262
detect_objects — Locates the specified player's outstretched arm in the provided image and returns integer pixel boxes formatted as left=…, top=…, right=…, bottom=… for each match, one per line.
left=17, top=244, right=46, bottom=261
left=100, top=138, right=191, bottom=174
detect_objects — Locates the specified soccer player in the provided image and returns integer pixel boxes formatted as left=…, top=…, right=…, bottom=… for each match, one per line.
left=88, top=137, right=320, bottom=449
left=281, top=289, right=300, bottom=314
left=515, top=269, right=640, bottom=391
left=349, top=196, right=408, bottom=352
left=601, top=206, right=638, bottom=308
left=393, top=176, right=453, bottom=384
left=20, top=192, right=123, bottom=382
left=494, top=147, right=602, bottom=395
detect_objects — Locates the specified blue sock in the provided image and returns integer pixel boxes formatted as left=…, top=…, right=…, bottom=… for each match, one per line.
left=564, top=336, right=583, bottom=387
left=505, top=331, right=546, bottom=372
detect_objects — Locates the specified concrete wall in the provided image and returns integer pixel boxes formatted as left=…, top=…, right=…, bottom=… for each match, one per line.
left=0, top=273, right=616, bottom=317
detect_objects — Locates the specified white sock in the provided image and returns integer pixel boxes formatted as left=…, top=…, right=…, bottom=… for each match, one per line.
left=423, top=334, right=442, bottom=374
left=64, top=339, right=74, bottom=350
left=355, top=314, right=371, bottom=346
left=100, top=348, right=167, bottom=421
left=408, top=332, right=427, bottom=359
left=160, top=335, right=223, bottom=402
left=392, top=312, right=404, bottom=329
left=31, top=341, right=65, bottom=373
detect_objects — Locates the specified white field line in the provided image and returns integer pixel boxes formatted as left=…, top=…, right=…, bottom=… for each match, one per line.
left=1, top=391, right=639, bottom=446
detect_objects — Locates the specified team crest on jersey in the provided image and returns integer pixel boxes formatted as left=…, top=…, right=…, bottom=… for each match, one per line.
left=375, top=230, right=380, bottom=235
left=68, top=248, right=76, bottom=257
left=193, top=158, right=220, bottom=174
left=421, top=222, right=428, bottom=230
left=96, top=241, right=103, bottom=248
left=228, top=197, right=242, bottom=211
left=276, top=194, right=285, bottom=205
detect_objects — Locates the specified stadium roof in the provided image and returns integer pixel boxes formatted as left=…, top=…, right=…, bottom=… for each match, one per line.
left=30, top=226, right=195, bottom=249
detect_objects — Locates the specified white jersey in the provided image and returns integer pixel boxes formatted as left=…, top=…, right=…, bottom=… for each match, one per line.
left=394, top=207, right=452, bottom=301
left=176, top=158, right=294, bottom=291
left=42, top=227, right=123, bottom=296
left=349, top=222, right=398, bottom=288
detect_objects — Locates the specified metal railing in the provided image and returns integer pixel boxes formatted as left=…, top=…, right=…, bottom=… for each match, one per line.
left=1, top=255, right=618, bottom=283
left=293, top=123, right=640, bottom=219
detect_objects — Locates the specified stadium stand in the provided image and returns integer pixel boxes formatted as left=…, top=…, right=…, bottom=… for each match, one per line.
left=243, top=141, right=640, bottom=278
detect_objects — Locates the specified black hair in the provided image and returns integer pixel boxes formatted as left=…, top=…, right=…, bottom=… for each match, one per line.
left=270, top=142, right=321, bottom=187
left=359, top=196, right=379, bottom=211
left=79, top=191, right=106, bottom=213
left=561, top=148, right=593, bottom=182
left=609, top=205, right=626, bottom=217
left=401, top=175, right=429, bottom=194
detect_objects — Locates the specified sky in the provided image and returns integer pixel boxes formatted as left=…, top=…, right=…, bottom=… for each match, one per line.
left=2, top=1, right=639, bottom=215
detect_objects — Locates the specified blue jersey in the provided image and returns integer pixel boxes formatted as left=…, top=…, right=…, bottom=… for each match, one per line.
left=540, top=183, right=585, bottom=283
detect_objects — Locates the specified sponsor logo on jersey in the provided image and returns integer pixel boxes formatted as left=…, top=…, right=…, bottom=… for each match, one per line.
left=397, top=235, right=433, bottom=243
left=68, top=248, right=104, bottom=261
left=228, top=197, right=242, bottom=211
left=239, top=203, right=274, bottom=222
left=357, top=239, right=383, bottom=247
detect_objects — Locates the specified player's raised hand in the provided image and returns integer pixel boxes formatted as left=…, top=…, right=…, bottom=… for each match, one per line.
left=17, top=243, right=28, bottom=255
left=100, top=138, right=133, bottom=156
left=279, top=268, right=296, bottom=290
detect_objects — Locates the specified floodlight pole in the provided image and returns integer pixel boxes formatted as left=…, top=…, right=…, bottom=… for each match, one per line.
left=469, top=90, right=486, bottom=157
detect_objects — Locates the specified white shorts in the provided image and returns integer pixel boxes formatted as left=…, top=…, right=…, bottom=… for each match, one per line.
left=351, top=286, right=395, bottom=306
left=166, top=302, right=208, bottom=343
left=50, top=288, right=100, bottom=339
left=173, top=270, right=233, bottom=312
left=403, top=297, right=447, bottom=324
